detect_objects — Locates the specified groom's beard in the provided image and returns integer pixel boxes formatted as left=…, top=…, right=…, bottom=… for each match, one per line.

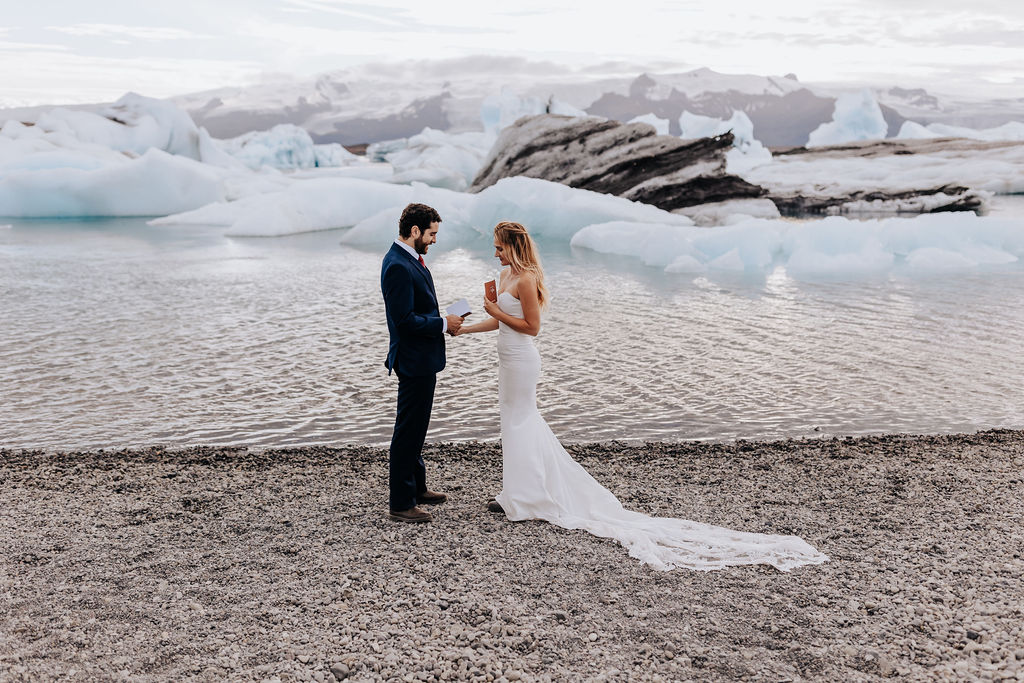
left=414, top=237, right=430, bottom=254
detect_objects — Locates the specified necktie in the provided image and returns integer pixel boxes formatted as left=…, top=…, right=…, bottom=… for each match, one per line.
left=418, top=255, right=425, bottom=268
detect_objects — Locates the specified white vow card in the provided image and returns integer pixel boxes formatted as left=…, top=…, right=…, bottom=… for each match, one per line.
left=446, top=298, right=471, bottom=317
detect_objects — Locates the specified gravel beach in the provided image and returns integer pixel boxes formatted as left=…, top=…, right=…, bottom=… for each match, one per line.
left=2, top=431, right=1022, bottom=682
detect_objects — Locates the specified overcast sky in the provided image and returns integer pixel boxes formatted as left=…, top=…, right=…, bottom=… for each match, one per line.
left=3, top=0, right=1023, bottom=106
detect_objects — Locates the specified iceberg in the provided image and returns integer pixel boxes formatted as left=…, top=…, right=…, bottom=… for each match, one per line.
left=678, top=110, right=772, bottom=172
left=807, top=90, right=888, bottom=147
left=0, top=93, right=247, bottom=217
left=628, top=114, right=670, bottom=136
left=366, top=128, right=496, bottom=191
left=481, top=89, right=588, bottom=134
left=217, top=123, right=361, bottom=170
left=570, top=212, right=1023, bottom=278
left=154, top=175, right=690, bottom=242
left=150, top=177, right=418, bottom=237
left=0, top=147, right=225, bottom=218
left=896, top=121, right=941, bottom=140
left=897, top=120, right=1024, bottom=143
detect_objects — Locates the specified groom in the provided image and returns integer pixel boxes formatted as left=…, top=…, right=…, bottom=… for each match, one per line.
left=381, top=203, right=463, bottom=523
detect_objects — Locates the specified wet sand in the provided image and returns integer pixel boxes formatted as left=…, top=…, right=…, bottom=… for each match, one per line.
left=2, top=431, right=1022, bottom=681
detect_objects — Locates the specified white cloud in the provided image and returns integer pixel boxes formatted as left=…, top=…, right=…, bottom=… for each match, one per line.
left=46, top=23, right=213, bottom=41
left=3, top=1, right=1024, bottom=104
left=0, top=50, right=260, bottom=106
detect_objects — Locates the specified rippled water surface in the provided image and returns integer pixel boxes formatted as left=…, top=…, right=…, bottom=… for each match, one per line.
left=2, top=212, right=1023, bottom=450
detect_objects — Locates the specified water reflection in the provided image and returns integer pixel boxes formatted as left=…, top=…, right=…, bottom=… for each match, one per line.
left=1, top=216, right=1023, bottom=451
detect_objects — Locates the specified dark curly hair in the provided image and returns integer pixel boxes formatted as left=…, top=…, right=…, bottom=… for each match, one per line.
left=398, top=203, right=442, bottom=238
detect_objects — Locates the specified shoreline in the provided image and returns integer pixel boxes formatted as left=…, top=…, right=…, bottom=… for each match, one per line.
left=3, top=430, right=1023, bottom=681
left=5, top=426, right=1022, bottom=460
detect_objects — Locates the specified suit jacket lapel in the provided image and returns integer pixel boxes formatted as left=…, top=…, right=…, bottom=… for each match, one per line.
left=392, top=243, right=437, bottom=304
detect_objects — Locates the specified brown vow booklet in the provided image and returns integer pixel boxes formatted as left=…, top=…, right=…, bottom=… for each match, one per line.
left=484, top=279, right=497, bottom=302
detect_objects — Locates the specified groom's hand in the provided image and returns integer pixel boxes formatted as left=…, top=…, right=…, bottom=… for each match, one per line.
left=446, top=314, right=463, bottom=335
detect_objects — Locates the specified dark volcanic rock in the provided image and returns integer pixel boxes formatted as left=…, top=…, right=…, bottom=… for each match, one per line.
left=770, top=184, right=987, bottom=215
left=757, top=137, right=1014, bottom=215
left=469, top=114, right=765, bottom=211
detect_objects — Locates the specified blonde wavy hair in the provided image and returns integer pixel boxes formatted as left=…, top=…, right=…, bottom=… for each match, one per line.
left=494, top=221, right=549, bottom=309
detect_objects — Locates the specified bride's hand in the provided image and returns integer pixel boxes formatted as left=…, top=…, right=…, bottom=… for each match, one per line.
left=483, top=297, right=500, bottom=317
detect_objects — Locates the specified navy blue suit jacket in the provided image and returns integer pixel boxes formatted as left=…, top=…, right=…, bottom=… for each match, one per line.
left=381, top=242, right=446, bottom=376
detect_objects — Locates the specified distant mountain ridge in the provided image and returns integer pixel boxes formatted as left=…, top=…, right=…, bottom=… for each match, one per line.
left=5, top=60, right=1023, bottom=148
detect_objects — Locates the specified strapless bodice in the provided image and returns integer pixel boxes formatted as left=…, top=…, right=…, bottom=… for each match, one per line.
left=497, top=291, right=533, bottom=348
left=497, top=291, right=523, bottom=317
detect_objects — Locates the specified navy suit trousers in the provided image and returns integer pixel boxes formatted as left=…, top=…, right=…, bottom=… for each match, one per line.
left=389, top=371, right=436, bottom=511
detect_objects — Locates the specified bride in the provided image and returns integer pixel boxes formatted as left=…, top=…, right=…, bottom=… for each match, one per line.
left=455, top=221, right=827, bottom=572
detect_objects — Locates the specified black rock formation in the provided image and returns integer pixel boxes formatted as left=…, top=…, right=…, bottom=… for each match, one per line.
left=469, top=115, right=765, bottom=211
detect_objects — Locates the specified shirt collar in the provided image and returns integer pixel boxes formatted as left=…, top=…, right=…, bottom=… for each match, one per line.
left=394, top=238, right=420, bottom=261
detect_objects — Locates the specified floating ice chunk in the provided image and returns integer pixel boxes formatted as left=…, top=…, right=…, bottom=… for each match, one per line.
left=548, top=99, right=588, bottom=117
left=807, top=90, right=888, bottom=147
left=569, top=221, right=699, bottom=269
left=341, top=185, right=478, bottom=246
left=783, top=217, right=894, bottom=275
left=896, top=120, right=1024, bottom=142
left=691, top=220, right=780, bottom=270
left=24, top=92, right=209, bottom=161
left=678, top=109, right=771, bottom=172
left=896, top=121, right=941, bottom=139
left=370, top=128, right=496, bottom=191
left=932, top=121, right=1024, bottom=142
left=569, top=212, right=1024, bottom=279
left=708, top=248, right=746, bottom=270
left=217, top=124, right=360, bottom=170
left=0, top=148, right=225, bottom=218
left=314, top=143, right=360, bottom=167
left=340, top=177, right=690, bottom=248
left=665, top=253, right=707, bottom=273
left=678, top=111, right=724, bottom=139
left=481, top=89, right=588, bottom=133
left=571, top=218, right=778, bottom=272
left=905, top=247, right=977, bottom=270
left=628, top=114, right=670, bottom=136
left=152, top=177, right=416, bottom=236
left=469, top=177, right=691, bottom=242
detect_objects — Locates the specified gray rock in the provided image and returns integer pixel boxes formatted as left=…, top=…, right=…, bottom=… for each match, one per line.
left=469, top=114, right=764, bottom=211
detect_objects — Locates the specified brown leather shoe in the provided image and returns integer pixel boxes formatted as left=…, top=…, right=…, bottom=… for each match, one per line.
left=388, top=506, right=433, bottom=523
left=418, top=490, right=448, bottom=505
left=486, top=499, right=504, bottom=514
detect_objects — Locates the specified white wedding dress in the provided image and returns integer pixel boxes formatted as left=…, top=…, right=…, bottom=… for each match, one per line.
left=492, top=291, right=828, bottom=572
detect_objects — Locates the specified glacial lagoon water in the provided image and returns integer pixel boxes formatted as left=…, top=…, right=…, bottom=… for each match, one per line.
left=2, top=204, right=1023, bottom=451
